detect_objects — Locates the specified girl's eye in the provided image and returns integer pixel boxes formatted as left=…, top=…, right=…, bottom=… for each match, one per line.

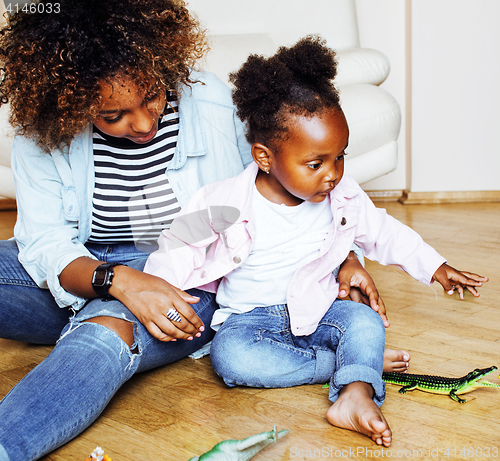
left=102, top=113, right=124, bottom=124
left=336, top=152, right=346, bottom=162
left=307, top=163, right=322, bottom=170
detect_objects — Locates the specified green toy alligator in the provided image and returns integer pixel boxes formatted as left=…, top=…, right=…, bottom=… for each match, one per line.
left=188, top=425, right=289, bottom=461
left=382, top=366, right=500, bottom=403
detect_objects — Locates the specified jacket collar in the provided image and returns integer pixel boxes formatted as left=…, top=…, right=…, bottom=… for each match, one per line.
left=169, top=82, right=206, bottom=170
left=214, top=162, right=259, bottom=224
left=329, top=174, right=361, bottom=205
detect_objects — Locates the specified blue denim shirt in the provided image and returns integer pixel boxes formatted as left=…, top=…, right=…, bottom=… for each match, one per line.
left=11, top=71, right=253, bottom=310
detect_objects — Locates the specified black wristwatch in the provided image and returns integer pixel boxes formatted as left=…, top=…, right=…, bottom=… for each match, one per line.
left=91, top=263, right=124, bottom=298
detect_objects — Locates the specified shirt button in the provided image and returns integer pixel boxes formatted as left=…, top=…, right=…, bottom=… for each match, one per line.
left=341, top=217, right=347, bottom=225
left=233, top=256, right=241, bottom=264
left=201, top=271, right=206, bottom=278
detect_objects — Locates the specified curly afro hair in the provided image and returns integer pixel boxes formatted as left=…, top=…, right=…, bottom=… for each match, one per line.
left=230, top=35, right=341, bottom=151
left=0, top=0, right=207, bottom=150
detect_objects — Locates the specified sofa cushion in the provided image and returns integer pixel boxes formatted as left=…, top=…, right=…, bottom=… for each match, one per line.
left=339, top=83, right=401, bottom=158
left=335, top=48, right=391, bottom=86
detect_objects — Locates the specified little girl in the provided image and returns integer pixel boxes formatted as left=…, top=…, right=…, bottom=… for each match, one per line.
left=144, top=36, right=487, bottom=447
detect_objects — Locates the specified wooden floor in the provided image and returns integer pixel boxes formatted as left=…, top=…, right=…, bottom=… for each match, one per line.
left=1, top=202, right=499, bottom=461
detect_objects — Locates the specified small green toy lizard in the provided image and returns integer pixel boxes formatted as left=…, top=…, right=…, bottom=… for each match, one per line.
left=382, top=366, right=500, bottom=403
left=188, top=426, right=289, bottom=461
left=322, top=366, right=500, bottom=403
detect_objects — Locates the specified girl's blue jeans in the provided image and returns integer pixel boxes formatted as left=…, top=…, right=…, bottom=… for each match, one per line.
left=0, top=239, right=217, bottom=461
left=210, top=301, right=386, bottom=406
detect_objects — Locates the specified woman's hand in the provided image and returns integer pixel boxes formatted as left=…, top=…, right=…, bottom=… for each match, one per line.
left=109, top=265, right=205, bottom=342
left=432, top=263, right=488, bottom=300
left=59, top=257, right=204, bottom=342
left=337, top=252, right=389, bottom=327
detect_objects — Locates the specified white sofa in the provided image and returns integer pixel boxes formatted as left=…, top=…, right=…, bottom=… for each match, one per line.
left=0, top=0, right=401, bottom=200
left=191, top=0, right=401, bottom=185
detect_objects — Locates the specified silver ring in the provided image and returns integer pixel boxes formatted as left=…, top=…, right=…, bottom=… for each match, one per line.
left=166, top=308, right=182, bottom=323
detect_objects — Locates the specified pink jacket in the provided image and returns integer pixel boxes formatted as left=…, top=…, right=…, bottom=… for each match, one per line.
left=144, top=162, right=446, bottom=336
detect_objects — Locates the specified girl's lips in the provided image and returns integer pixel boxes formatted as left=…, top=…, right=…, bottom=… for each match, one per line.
left=131, top=125, right=157, bottom=143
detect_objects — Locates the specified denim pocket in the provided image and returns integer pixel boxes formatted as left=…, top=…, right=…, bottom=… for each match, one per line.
left=257, top=305, right=294, bottom=345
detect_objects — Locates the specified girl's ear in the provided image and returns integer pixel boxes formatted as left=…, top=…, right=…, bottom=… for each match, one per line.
left=252, top=143, right=274, bottom=173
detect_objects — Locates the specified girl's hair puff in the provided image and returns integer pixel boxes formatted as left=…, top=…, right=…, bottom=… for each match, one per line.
left=0, top=0, right=207, bottom=150
left=230, top=36, right=341, bottom=151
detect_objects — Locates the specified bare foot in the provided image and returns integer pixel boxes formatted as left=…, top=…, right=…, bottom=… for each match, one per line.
left=326, top=382, right=392, bottom=447
left=383, top=349, right=410, bottom=373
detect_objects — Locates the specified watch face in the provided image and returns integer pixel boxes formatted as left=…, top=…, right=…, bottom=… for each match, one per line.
left=93, top=270, right=107, bottom=287
left=92, top=263, right=122, bottom=297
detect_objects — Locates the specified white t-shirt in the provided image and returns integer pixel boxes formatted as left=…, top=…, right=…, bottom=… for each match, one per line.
left=212, top=185, right=333, bottom=329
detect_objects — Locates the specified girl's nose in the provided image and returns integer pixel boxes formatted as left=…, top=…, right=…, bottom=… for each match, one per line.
left=131, top=107, right=155, bottom=134
left=324, top=165, right=338, bottom=183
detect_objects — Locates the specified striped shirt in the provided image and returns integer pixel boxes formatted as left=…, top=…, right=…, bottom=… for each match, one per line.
left=89, top=95, right=181, bottom=250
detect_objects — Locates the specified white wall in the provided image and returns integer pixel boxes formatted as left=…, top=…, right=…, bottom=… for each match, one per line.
left=410, top=0, right=500, bottom=192
left=358, top=0, right=500, bottom=193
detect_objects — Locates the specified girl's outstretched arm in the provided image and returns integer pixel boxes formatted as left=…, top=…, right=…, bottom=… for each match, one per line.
left=432, top=263, right=488, bottom=300
left=337, top=252, right=389, bottom=327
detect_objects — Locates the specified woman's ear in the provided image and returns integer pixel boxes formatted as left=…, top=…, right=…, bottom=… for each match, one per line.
left=252, top=143, right=273, bottom=174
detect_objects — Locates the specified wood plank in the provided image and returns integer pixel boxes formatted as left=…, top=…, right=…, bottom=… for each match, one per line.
left=399, top=190, right=500, bottom=204
left=0, top=202, right=498, bottom=460
left=0, top=210, right=16, bottom=238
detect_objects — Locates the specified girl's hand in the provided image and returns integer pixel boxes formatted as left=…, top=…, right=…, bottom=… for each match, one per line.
left=109, top=266, right=205, bottom=342
left=432, top=263, right=488, bottom=300
left=337, top=252, right=390, bottom=328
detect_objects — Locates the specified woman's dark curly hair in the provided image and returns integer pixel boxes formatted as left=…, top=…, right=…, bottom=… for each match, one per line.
left=0, top=0, right=207, bottom=150
left=230, top=36, right=341, bottom=152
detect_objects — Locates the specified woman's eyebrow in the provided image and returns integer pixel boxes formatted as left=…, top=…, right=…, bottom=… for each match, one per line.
left=98, top=109, right=122, bottom=115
